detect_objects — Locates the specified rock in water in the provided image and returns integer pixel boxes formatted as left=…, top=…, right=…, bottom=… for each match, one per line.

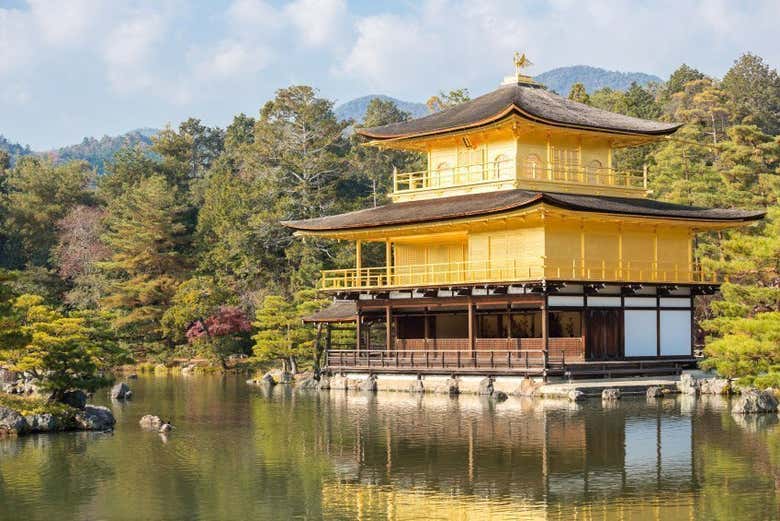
left=513, top=378, right=541, bottom=397
left=478, top=378, right=494, bottom=396
left=62, top=390, right=88, bottom=409
left=733, top=389, right=779, bottom=414
left=602, top=388, right=621, bottom=401
left=139, top=414, right=163, bottom=430
left=317, top=375, right=331, bottom=390
left=0, top=405, right=29, bottom=434
left=360, top=375, right=377, bottom=393
left=646, top=386, right=663, bottom=398
left=408, top=379, right=425, bottom=394
left=678, top=374, right=699, bottom=395
left=492, top=390, right=509, bottom=402
left=700, top=378, right=732, bottom=395
left=295, top=376, right=320, bottom=390
left=261, top=373, right=276, bottom=386
left=111, top=382, right=132, bottom=400
left=76, top=405, right=116, bottom=431
left=568, top=390, right=586, bottom=402
left=159, top=422, right=173, bottom=433
left=25, top=413, right=57, bottom=432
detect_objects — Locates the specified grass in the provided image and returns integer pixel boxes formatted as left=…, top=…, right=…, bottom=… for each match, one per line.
left=0, top=392, right=76, bottom=420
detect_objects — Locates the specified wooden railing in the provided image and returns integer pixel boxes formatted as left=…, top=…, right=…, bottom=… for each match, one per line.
left=392, top=158, right=647, bottom=195
left=320, top=257, right=715, bottom=290
left=325, top=349, right=550, bottom=371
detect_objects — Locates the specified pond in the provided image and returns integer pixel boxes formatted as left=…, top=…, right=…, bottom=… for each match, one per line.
left=0, top=375, right=777, bottom=520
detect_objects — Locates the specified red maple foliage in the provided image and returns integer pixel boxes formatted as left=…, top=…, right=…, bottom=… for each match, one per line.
left=186, top=305, right=251, bottom=343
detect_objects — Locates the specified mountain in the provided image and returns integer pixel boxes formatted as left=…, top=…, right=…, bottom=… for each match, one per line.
left=335, top=95, right=428, bottom=124
left=42, top=128, right=159, bottom=174
left=534, top=65, right=662, bottom=95
left=1, top=129, right=159, bottom=174
left=0, top=135, right=34, bottom=164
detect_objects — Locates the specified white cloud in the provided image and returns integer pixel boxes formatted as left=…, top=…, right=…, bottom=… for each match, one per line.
left=193, top=39, right=272, bottom=80
left=284, top=0, right=348, bottom=47
left=227, top=0, right=281, bottom=33
left=0, top=7, right=36, bottom=76
left=27, top=0, right=100, bottom=46
left=102, top=11, right=166, bottom=93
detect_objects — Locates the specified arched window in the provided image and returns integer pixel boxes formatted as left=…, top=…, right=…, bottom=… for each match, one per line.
left=524, top=154, right=542, bottom=179
left=492, top=154, right=511, bottom=179
left=586, top=159, right=603, bottom=185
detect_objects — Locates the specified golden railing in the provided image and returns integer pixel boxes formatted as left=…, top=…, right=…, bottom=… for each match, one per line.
left=320, top=257, right=715, bottom=290
left=392, top=158, right=647, bottom=194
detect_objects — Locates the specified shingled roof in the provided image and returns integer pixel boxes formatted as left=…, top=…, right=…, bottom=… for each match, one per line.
left=302, top=301, right=357, bottom=323
left=282, top=190, right=766, bottom=232
left=357, top=82, right=681, bottom=140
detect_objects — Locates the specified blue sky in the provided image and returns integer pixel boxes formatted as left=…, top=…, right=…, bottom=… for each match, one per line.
left=1, top=0, right=778, bottom=150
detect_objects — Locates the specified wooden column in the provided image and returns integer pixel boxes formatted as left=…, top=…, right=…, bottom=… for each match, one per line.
left=355, top=240, right=362, bottom=287
left=468, top=298, right=475, bottom=354
left=356, top=315, right=362, bottom=352
left=314, top=322, right=323, bottom=375
left=385, top=239, right=392, bottom=286
left=385, top=305, right=391, bottom=350
left=423, top=308, right=430, bottom=349
left=541, top=299, right=549, bottom=381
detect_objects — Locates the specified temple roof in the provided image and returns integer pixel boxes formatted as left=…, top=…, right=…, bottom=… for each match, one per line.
left=282, top=190, right=766, bottom=232
left=357, top=82, right=681, bottom=140
left=302, top=301, right=357, bottom=323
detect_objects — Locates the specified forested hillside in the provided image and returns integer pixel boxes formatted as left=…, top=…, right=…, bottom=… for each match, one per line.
left=0, top=54, right=777, bottom=385
left=535, top=65, right=662, bottom=95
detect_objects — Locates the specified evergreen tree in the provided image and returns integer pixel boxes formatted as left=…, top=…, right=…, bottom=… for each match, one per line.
left=426, top=88, right=471, bottom=112
left=567, top=82, right=590, bottom=104
left=721, top=53, right=780, bottom=135
left=100, top=175, right=188, bottom=354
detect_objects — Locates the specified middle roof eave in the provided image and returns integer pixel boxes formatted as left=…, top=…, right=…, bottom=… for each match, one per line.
left=281, top=189, right=766, bottom=233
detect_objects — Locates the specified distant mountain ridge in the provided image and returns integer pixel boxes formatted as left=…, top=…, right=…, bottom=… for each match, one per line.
left=2, top=66, right=663, bottom=171
left=534, top=65, right=662, bottom=95
left=335, top=95, right=428, bottom=123
left=0, top=129, right=158, bottom=174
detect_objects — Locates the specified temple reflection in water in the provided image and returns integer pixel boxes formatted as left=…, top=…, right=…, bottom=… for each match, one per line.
left=316, top=393, right=707, bottom=520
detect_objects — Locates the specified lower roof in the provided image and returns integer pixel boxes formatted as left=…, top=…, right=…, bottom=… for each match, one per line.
left=302, top=301, right=357, bottom=323
left=282, top=189, right=766, bottom=232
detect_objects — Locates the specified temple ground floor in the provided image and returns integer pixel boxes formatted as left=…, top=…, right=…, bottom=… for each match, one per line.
left=315, top=282, right=714, bottom=380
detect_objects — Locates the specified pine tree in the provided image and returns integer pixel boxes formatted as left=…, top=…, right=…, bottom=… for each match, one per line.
left=100, top=175, right=188, bottom=354
left=567, top=82, right=590, bottom=105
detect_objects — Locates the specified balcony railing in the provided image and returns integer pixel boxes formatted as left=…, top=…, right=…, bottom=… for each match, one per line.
left=392, top=159, right=647, bottom=195
left=320, top=257, right=714, bottom=291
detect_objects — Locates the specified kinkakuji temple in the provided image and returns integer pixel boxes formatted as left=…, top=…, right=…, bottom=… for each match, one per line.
left=284, top=59, right=765, bottom=380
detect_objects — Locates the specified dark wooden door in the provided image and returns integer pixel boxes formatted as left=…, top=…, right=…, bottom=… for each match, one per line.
left=586, top=309, right=622, bottom=360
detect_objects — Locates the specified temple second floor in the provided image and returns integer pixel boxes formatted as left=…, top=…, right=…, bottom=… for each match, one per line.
left=282, top=190, right=764, bottom=292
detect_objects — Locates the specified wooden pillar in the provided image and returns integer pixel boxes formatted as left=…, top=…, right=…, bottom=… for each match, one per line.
left=385, top=239, right=392, bottom=286
left=468, top=297, right=475, bottom=354
left=355, top=240, right=362, bottom=287
left=356, top=314, right=362, bottom=352
left=314, top=322, right=323, bottom=375
left=423, top=308, right=430, bottom=349
left=385, top=305, right=391, bottom=350
left=541, top=298, right=549, bottom=381
left=326, top=323, right=332, bottom=351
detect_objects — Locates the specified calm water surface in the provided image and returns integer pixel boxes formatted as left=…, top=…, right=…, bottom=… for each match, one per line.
left=0, top=375, right=778, bottom=520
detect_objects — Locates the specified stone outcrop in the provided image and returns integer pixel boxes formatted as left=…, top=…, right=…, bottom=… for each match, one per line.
left=513, top=378, right=542, bottom=397
left=359, top=375, right=377, bottom=393
left=568, top=389, right=586, bottom=402
left=295, top=376, right=320, bottom=390
left=477, top=378, right=494, bottom=396
left=62, top=390, right=88, bottom=409
left=408, top=379, right=425, bottom=394
left=139, top=414, right=163, bottom=430
left=261, top=373, right=276, bottom=385
left=491, top=390, right=509, bottom=402
left=25, top=413, right=57, bottom=432
left=732, top=389, right=779, bottom=414
left=0, top=405, right=29, bottom=434
left=646, top=386, right=663, bottom=398
left=602, top=389, right=621, bottom=401
left=677, top=374, right=700, bottom=395
left=317, top=375, right=331, bottom=390
left=110, top=382, right=132, bottom=400
left=75, top=405, right=116, bottom=431
left=433, top=377, right=460, bottom=395
left=699, top=378, right=732, bottom=395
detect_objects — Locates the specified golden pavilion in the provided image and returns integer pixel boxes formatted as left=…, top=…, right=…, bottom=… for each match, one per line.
left=284, top=63, right=764, bottom=379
